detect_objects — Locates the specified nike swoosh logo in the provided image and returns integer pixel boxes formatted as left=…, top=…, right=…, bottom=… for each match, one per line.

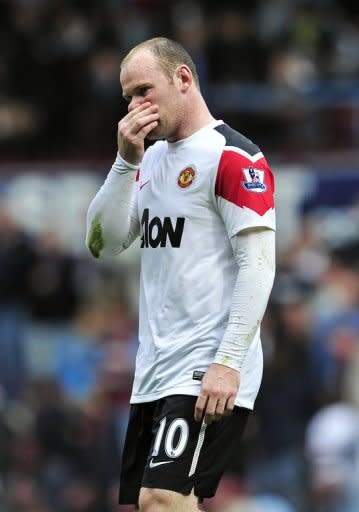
left=149, top=458, right=174, bottom=469
left=139, top=180, right=150, bottom=190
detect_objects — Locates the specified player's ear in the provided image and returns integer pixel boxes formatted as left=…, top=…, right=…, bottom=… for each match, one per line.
left=175, top=65, right=192, bottom=92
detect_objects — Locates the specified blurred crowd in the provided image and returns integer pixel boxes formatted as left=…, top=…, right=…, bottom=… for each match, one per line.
left=1, top=0, right=359, bottom=159
left=0, top=201, right=139, bottom=512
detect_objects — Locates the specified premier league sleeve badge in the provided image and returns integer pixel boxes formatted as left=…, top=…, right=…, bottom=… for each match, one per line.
left=242, top=167, right=267, bottom=192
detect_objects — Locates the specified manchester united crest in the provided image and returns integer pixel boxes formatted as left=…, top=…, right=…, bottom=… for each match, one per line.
left=177, top=166, right=196, bottom=188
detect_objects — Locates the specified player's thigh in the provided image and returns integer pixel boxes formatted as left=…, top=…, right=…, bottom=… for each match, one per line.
left=139, top=487, right=200, bottom=512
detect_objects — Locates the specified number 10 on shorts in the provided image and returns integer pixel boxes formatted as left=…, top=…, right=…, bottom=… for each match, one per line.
left=151, top=417, right=189, bottom=459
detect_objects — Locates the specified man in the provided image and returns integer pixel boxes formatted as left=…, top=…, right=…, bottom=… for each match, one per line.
left=86, top=37, right=275, bottom=512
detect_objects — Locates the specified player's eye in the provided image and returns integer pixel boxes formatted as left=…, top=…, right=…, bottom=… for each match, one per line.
left=139, top=87, right=150, bottom=97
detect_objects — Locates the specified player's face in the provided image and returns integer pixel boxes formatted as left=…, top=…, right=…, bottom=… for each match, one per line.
left=120, top=50, right=184, bottom=141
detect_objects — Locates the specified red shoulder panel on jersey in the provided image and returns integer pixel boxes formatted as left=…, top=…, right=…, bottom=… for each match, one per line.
left=215, top=150, right=275, bottom=216
left=135, top=169, right=140, bottom=181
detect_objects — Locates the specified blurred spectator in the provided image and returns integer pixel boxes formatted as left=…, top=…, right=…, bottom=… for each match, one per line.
left=0, top=97, right=41, bottom=144
left=27, top=230, right=79, bottom=323
left=51, top=304, right=105, bottom=404
left=309, top=248, right=359, bottom=404
left=0, top=206, right=35, bottom=317
left=246, top=274, right=316, bottom=510
left=269, top=50, right=318, bottom=90
left=0, top=206, right=36, bottom=399
left=329, top=16, right=359, bottom=77
left=281, top=214, right=330, bottom=290
left=305, top=402, right=359, bottom=512
left=59, top=478, right=100, bottom=512
left=76, top=45, right=125, bottom=154
left=255, top=0, right=294, bottom=48
left=287, top=3, right=330, bottom=60
left=5, top=474, right=50, bottom=512
left=206, top=8, right=268, bottom=83
left=170, top=1, right=210, bottom=99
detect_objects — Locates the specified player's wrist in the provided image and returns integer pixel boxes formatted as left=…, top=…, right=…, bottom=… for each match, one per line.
left=112, top=152, right=140, bottom=173
left=213, top=353, right=242, bottom=373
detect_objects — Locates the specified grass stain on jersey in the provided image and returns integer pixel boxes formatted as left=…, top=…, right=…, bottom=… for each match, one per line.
left=88, top=215, right=104, bottom=258
left=218, top=355, right=233, bottom=366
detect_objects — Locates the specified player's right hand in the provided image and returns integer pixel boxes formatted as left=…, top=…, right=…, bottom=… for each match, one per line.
left=194, top=363, right=240, bottom=425
left=117, top=102, right=159, bottom=165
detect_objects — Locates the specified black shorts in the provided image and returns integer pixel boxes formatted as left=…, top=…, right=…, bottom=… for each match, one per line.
left=119, top=394, right=250, bottom=504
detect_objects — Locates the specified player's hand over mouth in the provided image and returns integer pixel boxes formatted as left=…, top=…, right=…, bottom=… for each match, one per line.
left=117, top=102, right=159, bottom=165
left=194, top=363, right=240, bottom=425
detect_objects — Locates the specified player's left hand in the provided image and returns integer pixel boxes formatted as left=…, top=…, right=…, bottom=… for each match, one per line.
left=194, top=363, right=240, bottom=425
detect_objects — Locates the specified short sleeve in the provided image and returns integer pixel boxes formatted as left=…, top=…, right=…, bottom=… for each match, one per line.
left=215, top=148, right=276, bottom=237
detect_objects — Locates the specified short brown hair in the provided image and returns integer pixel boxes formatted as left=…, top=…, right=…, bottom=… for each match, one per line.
left=121, top=37, right=200, bottom=88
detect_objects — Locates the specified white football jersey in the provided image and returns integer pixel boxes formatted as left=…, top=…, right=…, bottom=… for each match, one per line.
left=131, top=120, right=275, bottom=409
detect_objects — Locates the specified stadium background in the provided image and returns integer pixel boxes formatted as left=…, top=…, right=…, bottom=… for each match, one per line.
left=1, top=0, right=359, bottom=511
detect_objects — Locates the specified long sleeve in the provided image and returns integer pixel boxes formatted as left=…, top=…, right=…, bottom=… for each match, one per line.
left=214, top=227, right=275, bottom=371
left=86, top=153, right=140, bottom=258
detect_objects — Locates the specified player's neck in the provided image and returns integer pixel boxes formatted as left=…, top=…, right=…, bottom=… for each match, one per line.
left=168, top=95, right=215, bottom=143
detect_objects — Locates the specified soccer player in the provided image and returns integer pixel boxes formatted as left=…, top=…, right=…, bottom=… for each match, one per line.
left=86, top=37, right=276, bottom=512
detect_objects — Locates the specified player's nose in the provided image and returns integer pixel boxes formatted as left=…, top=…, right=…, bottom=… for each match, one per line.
left=128, top=96, right=146, bottom=112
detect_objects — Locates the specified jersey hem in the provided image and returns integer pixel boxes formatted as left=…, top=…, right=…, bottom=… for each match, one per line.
left=234, top=397, right=255, bottom=410
left=130, top=386, right=200, bottom=404
left=130, top=387, right=255, bottom=410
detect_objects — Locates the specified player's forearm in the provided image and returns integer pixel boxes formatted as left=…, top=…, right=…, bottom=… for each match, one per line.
left=86, top=153, right=139, bottom=258
left=214, top=228, right=275, bottom=371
